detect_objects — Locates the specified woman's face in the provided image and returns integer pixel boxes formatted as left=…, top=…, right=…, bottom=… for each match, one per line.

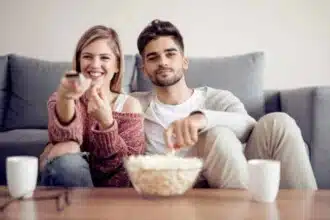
left=79, top=38, right=119, bottom=90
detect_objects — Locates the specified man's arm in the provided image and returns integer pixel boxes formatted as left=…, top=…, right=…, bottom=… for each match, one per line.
left=193, top=88, right=256, bottom=143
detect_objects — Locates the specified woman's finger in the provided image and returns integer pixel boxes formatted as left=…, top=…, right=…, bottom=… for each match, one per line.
left=90, top=85, right=103, bottom=105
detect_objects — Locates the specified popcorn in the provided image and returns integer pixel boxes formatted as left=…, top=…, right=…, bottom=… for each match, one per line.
left=124, top=154, right=203, bottom=196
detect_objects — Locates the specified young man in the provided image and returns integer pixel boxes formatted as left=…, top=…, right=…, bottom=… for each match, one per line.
left=132, top=19, right=317, bottom=189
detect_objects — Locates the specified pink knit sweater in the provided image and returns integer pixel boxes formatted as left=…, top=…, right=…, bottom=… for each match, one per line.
left=47, top=92, right=145, bottom=187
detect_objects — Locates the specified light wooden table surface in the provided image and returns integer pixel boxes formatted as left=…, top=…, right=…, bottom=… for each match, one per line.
left=0, top=187, right=329, bottom=219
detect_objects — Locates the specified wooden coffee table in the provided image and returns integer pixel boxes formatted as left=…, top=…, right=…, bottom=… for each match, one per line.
left=0, top=187, right=329, bottom=219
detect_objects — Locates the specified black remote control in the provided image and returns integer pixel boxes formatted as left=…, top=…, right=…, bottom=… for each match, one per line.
left=65, top=72, right=80, bottom=78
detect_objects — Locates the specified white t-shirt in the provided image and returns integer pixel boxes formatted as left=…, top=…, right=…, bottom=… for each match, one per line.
left=145, top=89, right=204, bottom=154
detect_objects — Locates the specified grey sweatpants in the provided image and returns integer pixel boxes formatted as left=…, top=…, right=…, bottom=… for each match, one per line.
left=183, top=112, right=318, bottom=189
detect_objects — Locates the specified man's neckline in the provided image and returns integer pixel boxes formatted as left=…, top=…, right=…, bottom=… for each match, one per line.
left=154, top=89, right=196, bottom=107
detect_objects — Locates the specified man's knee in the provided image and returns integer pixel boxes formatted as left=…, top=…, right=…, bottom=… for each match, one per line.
left=40, top=153, right=93, bottom=187
left=249, top=112, right=308, bottom=155
left=200, top=127, right=242, bottom=154
left=198, top=127, right=248, bottom=188
left=258, top=112, right=297, bottom=128
left=205, top=127, right=238, bottom=141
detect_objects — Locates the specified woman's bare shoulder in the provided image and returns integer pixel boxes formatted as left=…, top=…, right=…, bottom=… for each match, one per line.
left=121, top=95, right=142, bottom=114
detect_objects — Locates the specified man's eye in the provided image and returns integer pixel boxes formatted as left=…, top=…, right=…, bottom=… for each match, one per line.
left=167, top=53, right=176, bottom=57
left=148, top=56, right=157, bottom=61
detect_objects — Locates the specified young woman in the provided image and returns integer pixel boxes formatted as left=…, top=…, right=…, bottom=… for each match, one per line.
left=39, top=25, right=145, bottom=187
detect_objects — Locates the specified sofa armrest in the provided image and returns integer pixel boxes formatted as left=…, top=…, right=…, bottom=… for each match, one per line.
left=264, top=90, right=281, bottom=113
left=280, top=87, right=330, bottom=188
left=310, top=87, right=330, bottom=189
left=280, top=87, right=314, bottom=148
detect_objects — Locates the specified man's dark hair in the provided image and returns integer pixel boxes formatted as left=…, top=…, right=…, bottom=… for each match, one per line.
left=137, top=19, right=184, bottom=55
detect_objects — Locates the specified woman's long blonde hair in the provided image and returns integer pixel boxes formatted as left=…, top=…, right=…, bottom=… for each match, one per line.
left=72, top=25, right=124, bottom=93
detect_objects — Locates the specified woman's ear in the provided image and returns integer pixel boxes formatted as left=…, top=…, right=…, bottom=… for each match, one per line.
left=114, top=64, right=119, bottom=74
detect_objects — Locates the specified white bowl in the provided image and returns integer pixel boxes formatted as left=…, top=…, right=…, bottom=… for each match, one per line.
left=124, top=154, right=203, bottom=197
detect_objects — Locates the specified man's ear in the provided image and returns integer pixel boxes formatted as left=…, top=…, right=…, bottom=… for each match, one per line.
left=138, top=62, right=147, bottom=77
left=183, top=56, right=189, bottom=72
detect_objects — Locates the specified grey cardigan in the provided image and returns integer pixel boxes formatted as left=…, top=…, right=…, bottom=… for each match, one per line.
left=131, top=86, right=256, bottom=143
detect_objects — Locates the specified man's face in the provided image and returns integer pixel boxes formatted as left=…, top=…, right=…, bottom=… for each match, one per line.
left=142, top=36, right=188, bottom=87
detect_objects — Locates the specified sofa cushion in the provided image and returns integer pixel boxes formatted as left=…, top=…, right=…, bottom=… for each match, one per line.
left=134, top=52, right=265, bottom=119
left=0, top=129, right=48, bottom=185
left=311, top=87, right=330, bottom=188
left=0, top=55, right=8, bottom=130
left=4, top=54, right=136, bottom=130
left=4, top=54, right=71, bottom=130
left=280, top=87, right=314, bottom=150
left=121, top=55, right=137, bottom=93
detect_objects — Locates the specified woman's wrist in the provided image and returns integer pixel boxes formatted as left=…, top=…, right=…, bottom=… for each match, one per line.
left=99, top=118, right=114, bottom=130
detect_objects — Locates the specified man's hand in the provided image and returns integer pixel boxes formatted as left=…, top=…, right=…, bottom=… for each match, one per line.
left=87, top=85, right=113, bottom=129
left=164, top=113, right=207, bottom=149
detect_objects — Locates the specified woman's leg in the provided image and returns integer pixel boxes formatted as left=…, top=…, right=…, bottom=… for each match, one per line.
left=39, top=142, right=93, bottom=187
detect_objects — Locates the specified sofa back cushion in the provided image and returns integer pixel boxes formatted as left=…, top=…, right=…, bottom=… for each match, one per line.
left=135, top=52, right=265, bottom=119
left=3, top=54, right=137, bottom=130
left=121, top=55, right=137, bottom=93
left=0, top=56, right=8, bottom=130
left=4, top=54, right=71, bottom=130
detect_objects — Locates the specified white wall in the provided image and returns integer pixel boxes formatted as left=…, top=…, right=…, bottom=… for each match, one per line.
left=0, top=0, right=329, bottom=90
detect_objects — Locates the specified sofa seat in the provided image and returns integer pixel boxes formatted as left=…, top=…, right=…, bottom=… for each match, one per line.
left=0, top=129, right=48, bottom=185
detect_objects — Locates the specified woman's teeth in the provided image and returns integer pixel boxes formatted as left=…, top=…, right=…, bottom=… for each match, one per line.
left=89, top=72, right=103, bottom=78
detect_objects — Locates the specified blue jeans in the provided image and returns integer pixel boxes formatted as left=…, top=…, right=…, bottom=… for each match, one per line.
left=40, top=152, right=94, bottom=187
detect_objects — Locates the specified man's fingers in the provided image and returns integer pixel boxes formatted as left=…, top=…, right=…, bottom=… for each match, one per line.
left=164, top=126, right=174, bottom=149
left=189, top=123, right=199, bottom=144
left=183, top=120, right=195, bottom=146
left=173, top=121, right=185, bottom=148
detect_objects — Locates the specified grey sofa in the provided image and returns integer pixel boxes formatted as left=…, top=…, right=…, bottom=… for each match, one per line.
left=0, top=52, right=329, bottom=188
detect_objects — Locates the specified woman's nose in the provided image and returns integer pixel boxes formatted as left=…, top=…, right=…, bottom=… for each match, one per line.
left=90, top=57, right=101, bottom=68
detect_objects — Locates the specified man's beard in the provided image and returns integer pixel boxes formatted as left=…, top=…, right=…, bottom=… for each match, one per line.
left=149, top=67, right=184, bottom=87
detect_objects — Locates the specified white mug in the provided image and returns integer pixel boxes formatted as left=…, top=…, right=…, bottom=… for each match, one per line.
left=6, top=156, right=38, bottom=199
left=248, top=159, right=280, bottom=203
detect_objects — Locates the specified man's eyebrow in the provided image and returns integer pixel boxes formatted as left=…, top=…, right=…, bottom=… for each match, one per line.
left=145, top=52, right=158, bottom=58
left=164, top=48, right=178, bottom=53
left=145, top=48, right=179, bottom=58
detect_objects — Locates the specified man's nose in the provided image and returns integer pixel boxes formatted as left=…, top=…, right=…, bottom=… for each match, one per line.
left=158, top=55, right=169, bottom=66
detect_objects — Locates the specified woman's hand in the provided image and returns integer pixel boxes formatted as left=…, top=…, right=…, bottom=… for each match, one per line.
left=87, top=85, right=113, bottom=129
left=57, top=71, right=92, bottom=100
left=55, top=71, right=92, bottom=123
